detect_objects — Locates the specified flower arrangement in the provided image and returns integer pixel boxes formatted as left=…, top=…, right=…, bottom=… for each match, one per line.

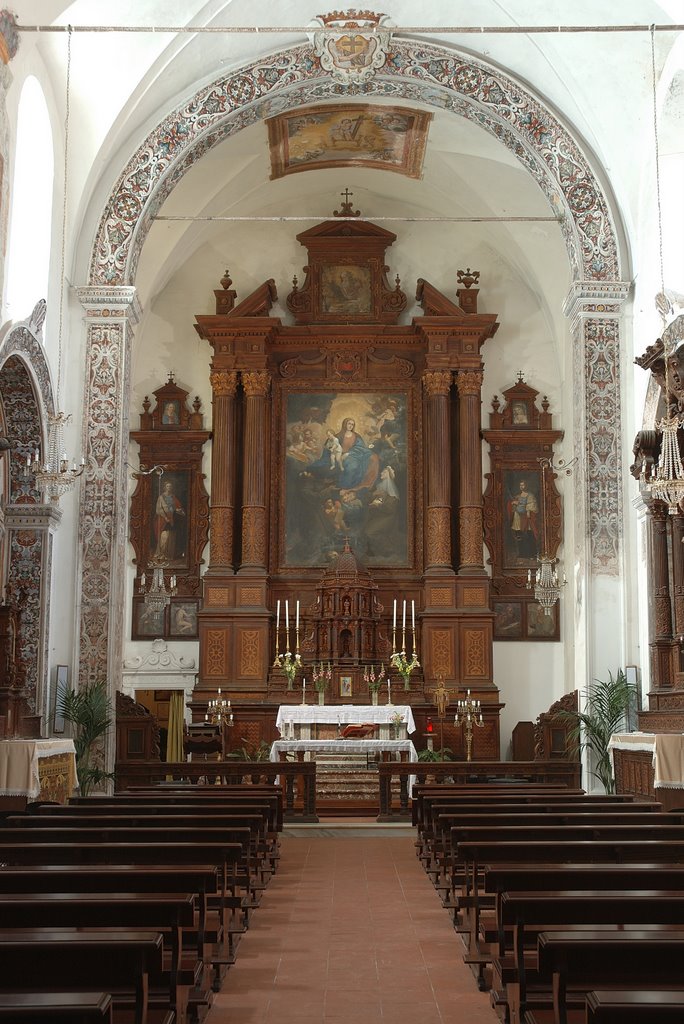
left=363, top=663, right=386, bottom=693
left=312, top=661, right=332, bottom=693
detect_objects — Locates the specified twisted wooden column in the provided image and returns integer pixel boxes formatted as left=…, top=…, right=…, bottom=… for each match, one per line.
left=240, top=370, right=271, bottom=571
left=455, top=368, right=485, bottom=574
left=208, top=370, right=238, bottom=573
left=422, top=370, right=453, bottom=571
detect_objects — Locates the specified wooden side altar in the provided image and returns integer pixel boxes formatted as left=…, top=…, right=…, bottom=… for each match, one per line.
left=191, top=211, right=502, bottom=756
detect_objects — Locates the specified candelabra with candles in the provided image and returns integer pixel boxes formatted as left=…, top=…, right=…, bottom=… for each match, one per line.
left=454, top=689, right=484, bottom=762
left=273, top=598, right=301, bottom=690
left=205, top=688, right=234, bottom=728
left=390, top=598, right=420, bottom=690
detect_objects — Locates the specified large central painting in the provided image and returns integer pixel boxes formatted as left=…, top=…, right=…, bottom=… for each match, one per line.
left=283, top=391, right=409, bottom=567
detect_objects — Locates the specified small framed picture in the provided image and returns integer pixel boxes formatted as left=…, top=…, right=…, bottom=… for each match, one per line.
left=161, top=399, right=181, bottom=426
left=525, top=600, right=559, bottom=640
left=169, top=600, right=199, bottom=639
left=133, top=598, right=167, bottom=640
left=339, top=675, right=353, bottom=698
left=53, top=665, right=69, bottom=733
left=493, top=601, right=523, bottom=639
left=510, top=399, right=530, bottom=426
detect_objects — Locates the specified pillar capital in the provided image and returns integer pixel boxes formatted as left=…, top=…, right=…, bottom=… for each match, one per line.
left=422, top=369, right=452, bottom=398
left=210, top=370, right=238, bottom=397
left=562, top=279, right=631, bottom=334
left=454, top=368, right=483, bottom=397
left=77, top=285, right=142, bottom=325
left=241, top=370, right=271, bottom=398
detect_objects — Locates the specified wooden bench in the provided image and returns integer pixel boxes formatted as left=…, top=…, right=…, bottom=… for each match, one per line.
left=0, top=991, right=113, bottom=1023
left=495, top=890, right=684, bottom=1024
left=0, top=929, right=168, bottom=1024
left=583, top=989, right=684, bottom=1023
left=74, top=789, right=283, bottom=831
left=0, top=893, right=196, bottom=1022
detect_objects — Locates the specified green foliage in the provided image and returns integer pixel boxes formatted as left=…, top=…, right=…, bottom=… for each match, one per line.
left=418, top=746, right=453, bottom=763
left=559, top=670, right=637, bottom=794
left=228, top=738, right=272, bottom=762
left=56, top=680, right=115, bottom=796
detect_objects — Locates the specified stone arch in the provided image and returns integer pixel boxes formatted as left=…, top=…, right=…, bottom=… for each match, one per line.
left=88, top=39, right=623, bottom=288
left=0, top=302, right=56, bottom=729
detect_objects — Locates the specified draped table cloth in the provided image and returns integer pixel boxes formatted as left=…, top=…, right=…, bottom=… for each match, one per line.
left=275, top=704, right=416, bottom=735
left=0, top=739, right=77, bottom=801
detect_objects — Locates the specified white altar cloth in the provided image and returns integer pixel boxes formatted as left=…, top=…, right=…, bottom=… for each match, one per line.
left=0, top=739, right=77, bottom=798
left=275, top=704, right=416, bottom=735
left=608, top=731, right=684, bottom=789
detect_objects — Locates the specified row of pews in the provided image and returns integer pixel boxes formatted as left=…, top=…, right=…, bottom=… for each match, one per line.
left=414, top=781, right=684, bottom=1024
left=0, top=782, right=283, bottom=1024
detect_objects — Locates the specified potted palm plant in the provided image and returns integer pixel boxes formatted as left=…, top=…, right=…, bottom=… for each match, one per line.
left=56, top=679, right=115, bottom=796
left=558, top=669, right=638, bottom=793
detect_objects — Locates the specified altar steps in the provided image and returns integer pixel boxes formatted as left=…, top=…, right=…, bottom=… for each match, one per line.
left=314, top=752, right=401, bottom=814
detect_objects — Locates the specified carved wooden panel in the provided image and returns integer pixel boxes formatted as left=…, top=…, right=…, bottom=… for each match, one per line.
left=239, top=629, right=261, bottom=678
left=430, top=628, right=453, bottom=678
left=205, top=630, right=228, bottom=676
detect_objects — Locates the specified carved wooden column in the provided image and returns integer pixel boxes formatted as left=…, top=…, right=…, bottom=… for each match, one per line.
left=649, top=500, right=674, bottom=687
left=208, top=370, right=238, bottom=573
left=672, top=511, right=684, bottom=641
left=422, top=369, right=453, bottom=572
left=240, top=370, right=271, bottom=573
left=455, top=367, right=485, bottom=575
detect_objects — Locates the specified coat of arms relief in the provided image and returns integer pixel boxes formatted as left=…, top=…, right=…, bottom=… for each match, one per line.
left=309, top=10, right=394, bottom=84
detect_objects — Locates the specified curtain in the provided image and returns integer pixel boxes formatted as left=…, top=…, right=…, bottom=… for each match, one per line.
left=166, top=690, right=185, bottom=762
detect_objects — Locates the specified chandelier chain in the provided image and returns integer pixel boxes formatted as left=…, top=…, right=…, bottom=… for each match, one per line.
left=56, top=24, right=72, bottom=405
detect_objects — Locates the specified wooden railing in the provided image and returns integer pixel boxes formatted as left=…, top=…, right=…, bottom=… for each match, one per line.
left=376, top=760, right=582, bottom=820
left=114, top=760, right=318, bottom=822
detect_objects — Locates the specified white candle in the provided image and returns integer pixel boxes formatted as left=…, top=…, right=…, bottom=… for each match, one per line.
left=402, top=600, right=406, bottom=631
left=276, top=599, right=280, bottom=630
left=302, top=678, right=306, bottom=692
left=411, top=600, right=415, bottom=631
left=393, top=599, right=397, bottom=629
left=296, top=600, right=299, bottom=630
left=285, top=600, right=289, bottom=629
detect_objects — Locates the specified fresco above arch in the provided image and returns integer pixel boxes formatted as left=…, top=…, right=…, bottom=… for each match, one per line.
left=89, top=38, right=622, bottom=289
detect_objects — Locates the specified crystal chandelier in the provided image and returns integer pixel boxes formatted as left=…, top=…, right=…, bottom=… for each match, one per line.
left=527, top=457, right=567, bottom=615
left=138, top=561, right=177, bottom=613
left=30, top=26, right=84, bottom=504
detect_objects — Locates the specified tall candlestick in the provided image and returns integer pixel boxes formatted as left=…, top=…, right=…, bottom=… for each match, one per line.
left=402, top=599, right=406, bottom=652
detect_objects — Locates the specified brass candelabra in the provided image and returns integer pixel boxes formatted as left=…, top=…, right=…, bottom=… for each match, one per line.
left=454, top=689, right=484, bottom=762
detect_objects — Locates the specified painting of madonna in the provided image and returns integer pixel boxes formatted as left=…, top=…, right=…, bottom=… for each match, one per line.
left=284, top=392, right=409, bottom=567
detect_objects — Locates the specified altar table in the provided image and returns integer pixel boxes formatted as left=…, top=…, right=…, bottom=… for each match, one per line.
left=275, top=703, right=416, bottom=736
left=0, top=739, right=77, bottom=802
left=608, top=731, right=684, bottom=789
left=270, top=738, right=418, bottom=763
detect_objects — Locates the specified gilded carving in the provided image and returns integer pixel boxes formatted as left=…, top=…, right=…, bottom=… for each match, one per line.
left=209, top=370, right=238, bottom=397
left=429, top=587, right=452, bottom=607
left=459, top=507, right=483, bottom=567
left=425, top=506, right=451, bottom=565
left=463, top=587, right=485, bottom=606
left=242, top=506, right=267, bottom=565
left=422, top=370, right=452, bottom=398
left=205, top=629, right=227, bottom=676
left=240, top=629, right=261, bottom=677
left=205, top=587, right=231, bottom=606
left=464, top=628, right=486, bottom=676
left=210, top=507, right=233, bottom=566
left=455, top=369, right=483, bottom=396
left=431, top=629, right=453, bottom=677
left=241, top=371, right=271, bottom=398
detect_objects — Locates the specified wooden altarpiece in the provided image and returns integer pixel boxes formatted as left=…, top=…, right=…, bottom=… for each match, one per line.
left=192, top=215, right=504, bottom=758
left=482, top=377, right=564, bottom=641
left=129, top=377, right=210, bottom=641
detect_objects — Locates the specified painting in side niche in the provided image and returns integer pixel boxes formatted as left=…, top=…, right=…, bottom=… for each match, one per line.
left=284, top=391, right=409, bottom=567
left=503, top=468, right=542, bottom=571
left=267, top=103, right=432, bottom=179
left=320, top=264, right=372, bottom=315
left=148, top=469, right=190, bottom=569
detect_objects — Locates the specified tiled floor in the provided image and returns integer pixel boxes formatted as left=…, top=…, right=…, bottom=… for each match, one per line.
left=206, top=825, right=500, bottom=1023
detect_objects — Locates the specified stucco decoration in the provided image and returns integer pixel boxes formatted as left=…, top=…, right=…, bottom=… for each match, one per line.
left=89, top=40, right=620, bottom=290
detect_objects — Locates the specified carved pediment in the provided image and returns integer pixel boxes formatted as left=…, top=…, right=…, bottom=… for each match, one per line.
left=227, top=279, right=278, bottom=318
left=416, top=278, right=465, bottom=317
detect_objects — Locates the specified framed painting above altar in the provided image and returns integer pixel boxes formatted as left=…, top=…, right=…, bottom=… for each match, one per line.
left=283, top=390, right=409, bottom=567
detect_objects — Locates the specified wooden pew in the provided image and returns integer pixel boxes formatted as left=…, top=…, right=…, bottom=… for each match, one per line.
left=534, top=929, right=684, bottom=1024
left=73, top=789, right=283, bottom=831
left=0, top=895, right=195, bottom=1024
left=0, top=930, right=167, bottom=1024
left=495, top=891, right=684, bottom=1024
left=583, top=989, right=684, bottom=1023
left=0, top=991, right=113, bottom=1023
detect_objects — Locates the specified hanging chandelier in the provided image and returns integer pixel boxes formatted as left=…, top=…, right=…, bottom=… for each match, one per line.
left=527, top=456, right=567, bottom=615
left=138, top=561, right=177, bottom=614
left=30, top=26, right=84, bottom=504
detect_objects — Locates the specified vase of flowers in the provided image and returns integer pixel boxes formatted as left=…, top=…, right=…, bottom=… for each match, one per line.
left=364, top=663, right=385, bottom=707
left=313, top=661, right=331, bottom=707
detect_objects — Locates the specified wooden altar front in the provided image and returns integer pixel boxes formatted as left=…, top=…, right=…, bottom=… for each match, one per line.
left=192, top=213, right=502, bottom=759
